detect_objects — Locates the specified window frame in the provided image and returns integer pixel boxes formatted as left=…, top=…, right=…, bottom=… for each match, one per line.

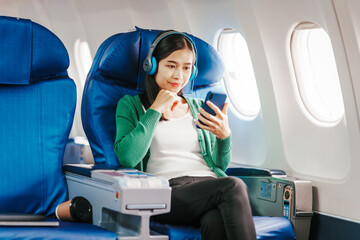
left=290, top=22, right=345, bottom=125
left=74, top=39, right=93, bottom=87
left=217, top=28, right=261, bottom=120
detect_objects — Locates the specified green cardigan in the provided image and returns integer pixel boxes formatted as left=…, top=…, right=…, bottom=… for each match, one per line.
left=113, top=94, right=232, bottom=177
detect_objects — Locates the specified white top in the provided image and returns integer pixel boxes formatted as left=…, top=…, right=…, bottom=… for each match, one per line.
left=147, top=110, right=217, bottom=179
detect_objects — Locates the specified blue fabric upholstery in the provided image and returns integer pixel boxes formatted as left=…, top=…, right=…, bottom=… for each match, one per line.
left=0, top=16, right=116, bottom=240
left=0, top=16, right=70, bottom=84
left=0, top=17, right=31, bottom=84
left=0, top=220, right=116, bottom=240
left=150, top=216, right=295, bottom=240
left=150, top=222, right=202, bottom=240
left=253, top=216, right=295, bottom=240
left=0, top=16, right=74, bottom=216
left=82, top=26, right=295, bottom=239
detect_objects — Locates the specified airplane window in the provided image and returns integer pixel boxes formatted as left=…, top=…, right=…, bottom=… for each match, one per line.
left=218, top=28, right=261, bottom=119
left=291, top=23, right=345, bottom=124
left=74, top=39, right=92, bottom=87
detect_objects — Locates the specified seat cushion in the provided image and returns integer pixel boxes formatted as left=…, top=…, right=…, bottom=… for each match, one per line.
left=0, top=219, right=117, bottom=240
left=150, top=221, right=202, bottom=240
left=150, top=216, right=295, bottom=240
left=253, top=216, right=295, bottom=240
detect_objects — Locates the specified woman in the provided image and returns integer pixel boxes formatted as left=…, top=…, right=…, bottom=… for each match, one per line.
left=113, top=31, right=256, bottom=240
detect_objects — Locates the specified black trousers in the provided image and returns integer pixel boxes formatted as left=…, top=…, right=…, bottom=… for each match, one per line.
left=153, top=176, right=256, bottom=240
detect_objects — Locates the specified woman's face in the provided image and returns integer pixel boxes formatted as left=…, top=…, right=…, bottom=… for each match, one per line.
left=155, top=47, right=195, bottom=93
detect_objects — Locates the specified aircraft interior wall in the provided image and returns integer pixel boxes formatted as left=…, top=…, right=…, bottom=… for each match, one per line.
left=1, top=0, right=360, bottom=234
left=248, top=0, right=360, bottom=222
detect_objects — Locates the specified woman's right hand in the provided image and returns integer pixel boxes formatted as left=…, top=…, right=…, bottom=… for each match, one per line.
left=150, top=89, right=178, bottom=114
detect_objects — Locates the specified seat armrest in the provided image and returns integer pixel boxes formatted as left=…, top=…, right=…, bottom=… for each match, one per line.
left=226, top=164, right=286, bottom=177
left=227, top=164, right=312, bottom=240
left=63, top=164, right=94, bottom=177
left=63, top=164, right=135, bottom=177
left=64, top=164, right=171, bottom=239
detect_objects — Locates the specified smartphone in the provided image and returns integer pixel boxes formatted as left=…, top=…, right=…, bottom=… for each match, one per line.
left=197, top=91, right=227, bottom=128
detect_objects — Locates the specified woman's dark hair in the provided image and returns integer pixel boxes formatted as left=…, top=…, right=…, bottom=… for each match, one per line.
left=139, top=31, right=196, bottom=115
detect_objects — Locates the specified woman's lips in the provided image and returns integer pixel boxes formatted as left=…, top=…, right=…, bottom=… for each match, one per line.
left=169, top=82, right=181, bottom=88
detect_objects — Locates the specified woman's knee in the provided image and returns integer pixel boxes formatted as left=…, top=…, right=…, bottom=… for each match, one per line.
left=224, top=176, right=248, bottom=191
left=221, top=176, right=249, bottom=200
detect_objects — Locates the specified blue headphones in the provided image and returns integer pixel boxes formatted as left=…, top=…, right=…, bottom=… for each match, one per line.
left=143, top=30, right=198, bottom=81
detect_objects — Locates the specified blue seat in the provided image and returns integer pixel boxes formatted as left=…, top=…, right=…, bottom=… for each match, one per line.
left=150, top=216, right=295, bottom=240
left=81, top=26, right=295, bottom=239
left=0, top=16, right=116, bottom=240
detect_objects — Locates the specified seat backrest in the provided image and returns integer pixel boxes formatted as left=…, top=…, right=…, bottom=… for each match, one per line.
left=82, top=27, right=225, bottom=167
left=0, top=16, right=76, bottom=216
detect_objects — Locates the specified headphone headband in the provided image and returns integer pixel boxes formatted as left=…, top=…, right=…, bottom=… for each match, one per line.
left=143, top=30, right=198, bottom=80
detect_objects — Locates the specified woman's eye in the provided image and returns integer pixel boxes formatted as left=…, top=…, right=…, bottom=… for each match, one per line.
left=167, top=65, right=175, bottom=69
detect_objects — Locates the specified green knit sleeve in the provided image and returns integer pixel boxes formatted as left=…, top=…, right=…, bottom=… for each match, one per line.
left=186, top=97, right=232, bottom=175
left=211, top=134, right=232, bottom=171
left=113, top=96, right=161, bottom=169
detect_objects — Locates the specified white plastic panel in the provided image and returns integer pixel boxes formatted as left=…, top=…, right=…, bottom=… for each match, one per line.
left=250, top=0, right=360, bottom=221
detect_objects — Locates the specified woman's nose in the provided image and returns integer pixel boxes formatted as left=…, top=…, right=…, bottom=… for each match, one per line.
left=173, top=68, right=183, bottom=79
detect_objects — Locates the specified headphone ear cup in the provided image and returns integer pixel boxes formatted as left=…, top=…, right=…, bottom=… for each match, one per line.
left=148, top=56, right=157, bottom=75
left=189, top=65, right=198, bottom=81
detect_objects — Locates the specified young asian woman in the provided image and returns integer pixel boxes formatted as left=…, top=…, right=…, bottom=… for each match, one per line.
left=113, top=31, right=256, bottom=240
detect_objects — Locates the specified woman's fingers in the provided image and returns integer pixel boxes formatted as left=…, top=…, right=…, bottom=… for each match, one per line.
left=198, top=107, right=221, bottom=125
left=196, top=101, right=231, bottom=139
left=197, top=113, right=218, bottom=127
left=150, top=89, right=178, bottom=113
left=205, top=100, right=224, bottom=116
left=222, top=102, right=228, bottom=114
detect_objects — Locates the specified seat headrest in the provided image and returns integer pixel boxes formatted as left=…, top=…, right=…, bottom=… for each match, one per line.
left=0, top=16, right=69, bottom=85
left=93, top=26, right=224, bottom=92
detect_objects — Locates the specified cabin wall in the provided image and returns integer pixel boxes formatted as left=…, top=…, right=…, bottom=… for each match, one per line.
left=1, top=0, right=360, bottom=225
left=247, top=0, right=360, bottom=222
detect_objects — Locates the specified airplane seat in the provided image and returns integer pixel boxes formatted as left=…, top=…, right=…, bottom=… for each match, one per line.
left=0, top=16, right=116, bottom=239
left=77, top=26, right=296, bottom=239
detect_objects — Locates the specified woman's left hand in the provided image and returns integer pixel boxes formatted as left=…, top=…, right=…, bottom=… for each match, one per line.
left=196, top=101, right=231, bottom=139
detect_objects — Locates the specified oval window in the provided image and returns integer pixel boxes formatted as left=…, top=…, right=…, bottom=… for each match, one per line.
left=74, top=39, right=93, bottom=87
left=291, top=23, right=345, bottom=124
left=218, top=28, right=261, bottom=119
